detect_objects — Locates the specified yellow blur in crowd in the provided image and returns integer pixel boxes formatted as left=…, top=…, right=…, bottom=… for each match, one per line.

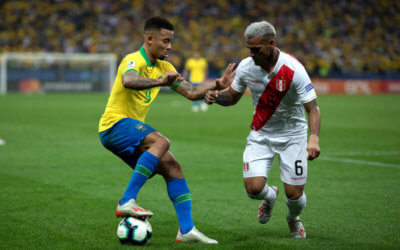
left=0, top=0, right=399, bottom=75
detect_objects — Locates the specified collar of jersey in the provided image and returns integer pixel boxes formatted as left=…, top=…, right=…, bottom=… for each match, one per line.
left=140, top=46, right=158, bottom=67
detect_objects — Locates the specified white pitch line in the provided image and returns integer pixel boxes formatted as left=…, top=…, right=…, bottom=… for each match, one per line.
left=320, top=156, right=400, bottom=169
left=325, top=151, right=400, bottom=156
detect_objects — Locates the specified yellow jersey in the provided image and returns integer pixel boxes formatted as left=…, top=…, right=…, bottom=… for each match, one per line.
left=99, top=46, right=177, bottom=132
left=184, top=57, right=208, bottom=83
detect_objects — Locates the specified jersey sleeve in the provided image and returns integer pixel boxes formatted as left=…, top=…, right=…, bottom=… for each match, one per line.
left=231, top=60, right=248, bottom=93
left=121, top=54, right=147, bottom=76
left=293, top=64, right=316, bottom=103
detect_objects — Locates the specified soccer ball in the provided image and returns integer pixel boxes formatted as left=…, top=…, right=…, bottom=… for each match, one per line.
left=117, top=217, right=152, bottom=245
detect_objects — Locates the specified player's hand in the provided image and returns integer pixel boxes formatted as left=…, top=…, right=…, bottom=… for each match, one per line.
left=216, top=63, right=236, bottom=90
left=307, top=135, right=320, bottom=160
left=205, top=90, right=219, bottom=104
left=160, top=71, right=181, bottom=86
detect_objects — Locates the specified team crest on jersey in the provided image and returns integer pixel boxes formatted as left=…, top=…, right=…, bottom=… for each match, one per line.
left=243, top=162, right=249, bottom=172
left=135, top=124, right=147, bottom=131
left=127, top=60, right=136, bottom=69
left=275, top=79, right=286, bottom=92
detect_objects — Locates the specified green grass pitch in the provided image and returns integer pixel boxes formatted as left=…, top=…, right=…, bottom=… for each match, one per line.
left=0, top=93, right=399, bottom=249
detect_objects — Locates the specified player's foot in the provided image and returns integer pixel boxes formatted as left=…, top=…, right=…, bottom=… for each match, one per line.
left=200, top=103, right=208, bottom=111
left=115, top=199, right=153, bottom=218
left=192, top=105, right=199, bottom=112
left=258, top=185, right=279, bottom=224
left=287, top=215, right=306, bottom=238
left=176, top=227, right=218, bottom=244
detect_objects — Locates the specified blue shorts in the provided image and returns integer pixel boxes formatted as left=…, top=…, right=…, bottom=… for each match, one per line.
left=99, top=118, right=156, bottom=168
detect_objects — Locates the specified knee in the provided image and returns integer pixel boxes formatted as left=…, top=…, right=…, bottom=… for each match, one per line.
left=244, top=182, right=265, bottom=196
left=148, top=135, right=170, bottom=157
left=286, top=190, right=303, bottom=200
left=156, top=136, right=170, bottom=153
left=284, top=183, right=304, bottom=200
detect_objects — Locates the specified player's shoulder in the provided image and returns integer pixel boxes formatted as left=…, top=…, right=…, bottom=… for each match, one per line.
left=278, top=50, right=311, bottom=85
left=279, top=50, right=306, bottom=72
left=122, top=50, right=145, bottom=65
left=237, top=57, right=256, bottom=71
left=233, top=57, right=261, bottom=82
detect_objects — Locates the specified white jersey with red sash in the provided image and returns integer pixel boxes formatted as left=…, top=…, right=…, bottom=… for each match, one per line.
left=231, top=49, right=317, bottom=136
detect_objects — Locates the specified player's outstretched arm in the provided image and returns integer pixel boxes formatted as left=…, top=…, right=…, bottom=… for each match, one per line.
left=122, top=70, right=181, bottom=90
left=205, top=87, right=243, bottom=106
left=304, top=99, right=321, bottom=160
left=174, top=63, right=236, bottom=101
left=174, top=80, right=217, bottom=100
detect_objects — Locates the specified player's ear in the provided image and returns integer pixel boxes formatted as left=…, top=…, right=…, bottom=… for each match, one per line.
left=268, top=38, right=275, bottom=47
left=144, top=32, right=153, bottom=45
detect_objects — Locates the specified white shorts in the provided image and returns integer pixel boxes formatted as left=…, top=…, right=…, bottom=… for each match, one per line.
left=242, top=130, right=308, bottom=185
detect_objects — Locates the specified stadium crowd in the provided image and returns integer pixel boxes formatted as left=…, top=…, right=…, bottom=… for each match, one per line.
left=0, top=0, right=399, bottom=77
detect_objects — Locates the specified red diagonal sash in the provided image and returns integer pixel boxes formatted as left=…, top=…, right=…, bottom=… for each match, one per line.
left=251, top=65, right=294, bottom=130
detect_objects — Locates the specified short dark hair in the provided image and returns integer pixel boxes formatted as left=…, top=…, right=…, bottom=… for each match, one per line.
left=144, top=17, right=174, bottom=32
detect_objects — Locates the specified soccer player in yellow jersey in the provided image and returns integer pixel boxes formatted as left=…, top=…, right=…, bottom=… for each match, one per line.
left=183, top=51, right=209, bottom=112
left=99, top=17, right=235, bottom=244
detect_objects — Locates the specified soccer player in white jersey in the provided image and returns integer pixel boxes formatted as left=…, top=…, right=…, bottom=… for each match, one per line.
left=206, top=21, right=321, bottom=238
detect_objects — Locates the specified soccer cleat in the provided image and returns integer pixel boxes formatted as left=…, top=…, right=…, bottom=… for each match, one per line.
left=287, top=216, right=306, bottom=238
left=115, top=199, right=153, bottom=218
left=258, top=186, right=279, bottom=224
left=176, top=227, right=218, bottom=244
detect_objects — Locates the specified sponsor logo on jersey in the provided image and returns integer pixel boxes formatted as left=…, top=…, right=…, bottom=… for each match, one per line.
left=276, top=79, right=286, bottom=92
left=127, top=60, right=136, bottom=69
left=247, top=80, right=264, bottom=84
left=305, top=83, right=314, bottom=92
left=135, top=124, right=147, bottom=131
left=291, top=176, right=306, bottom=180
left=243, top=162, right=249, bottom=172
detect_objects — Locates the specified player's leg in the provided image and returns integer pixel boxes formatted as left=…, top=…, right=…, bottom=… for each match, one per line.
left=118, top=131, right=169, bottom=205
left=243, top=132, right=278, bottom=224
left=192, top=83, right=201, bottom=112
left=284, top=183, right=306, bottom=238
left=100, top=118, right=169, bottom=217
left=192, top=100, right=199, bottom=112
left=244, top=163, right=279, bottom=224
left=278, top=134, right=308, bottom=238
left=284, top=183, right=306, bottom=219
left=155, top=151, right=217, bottom=244
left=200, top=100, right=208, bottom=111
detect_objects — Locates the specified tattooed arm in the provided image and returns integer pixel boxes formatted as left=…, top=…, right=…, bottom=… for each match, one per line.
left=122, top=70, right=181, bottom=90
left=174, top=80, right=217, bottom=100
left=174, top=63, right=236, bottom=100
